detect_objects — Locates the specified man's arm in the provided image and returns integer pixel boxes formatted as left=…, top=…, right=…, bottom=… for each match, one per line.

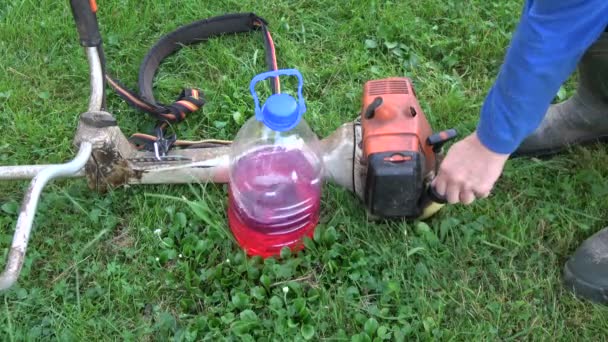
left=433, top=0, right=608, bottom=204
left=477, top=0, right=608, bottom=154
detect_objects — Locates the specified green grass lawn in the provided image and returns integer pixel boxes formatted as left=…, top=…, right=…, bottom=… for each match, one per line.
left=2, top=0, right=608, bottom=340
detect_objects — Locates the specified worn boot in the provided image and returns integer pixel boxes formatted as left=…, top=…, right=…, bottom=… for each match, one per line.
left=563, top=227, right=608, bottom=305
left=512, top=31, right=608, bottom=157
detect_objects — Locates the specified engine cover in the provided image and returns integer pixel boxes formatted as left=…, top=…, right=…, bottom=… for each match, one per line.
left=360, top=77, right=436, bottom=218
left=364, top=151, right=424, bottom=218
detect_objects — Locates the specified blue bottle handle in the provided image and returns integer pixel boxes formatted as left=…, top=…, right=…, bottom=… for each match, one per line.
left=249, top=69, right=306, bottom=121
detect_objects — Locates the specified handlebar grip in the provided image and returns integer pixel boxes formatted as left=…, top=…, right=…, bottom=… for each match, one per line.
left=69, top=0, right=101, bottom=47
left=426, top=185, right=447, bottom=204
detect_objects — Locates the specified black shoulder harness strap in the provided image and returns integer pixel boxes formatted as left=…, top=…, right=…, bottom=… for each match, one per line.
left=104, top=12, right=279, bottom=151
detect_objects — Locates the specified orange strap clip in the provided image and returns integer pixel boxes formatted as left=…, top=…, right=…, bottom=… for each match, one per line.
left=89, top=0, right=98, bottom=13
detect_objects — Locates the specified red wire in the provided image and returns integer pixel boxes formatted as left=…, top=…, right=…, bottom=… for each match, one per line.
left=265, top=28, right=281, bottom=93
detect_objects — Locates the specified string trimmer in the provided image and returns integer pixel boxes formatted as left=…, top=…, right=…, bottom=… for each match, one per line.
left=0, top=1, right=456, bottom=291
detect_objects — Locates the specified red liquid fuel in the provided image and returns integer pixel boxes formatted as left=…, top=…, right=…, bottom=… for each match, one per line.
left=228, top=147, right=321, bottom=257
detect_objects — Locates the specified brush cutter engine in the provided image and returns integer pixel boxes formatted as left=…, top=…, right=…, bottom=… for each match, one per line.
left=358, top=78, right=457, bottom=219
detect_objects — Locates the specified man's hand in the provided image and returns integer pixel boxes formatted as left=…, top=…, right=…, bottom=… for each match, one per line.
left=432, top=131, right=509, bottom=205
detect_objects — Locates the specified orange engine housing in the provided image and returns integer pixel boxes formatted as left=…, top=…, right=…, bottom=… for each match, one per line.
left=360, top=77, right=439, bottom=218
left=361, top=77, right=436, bottom=172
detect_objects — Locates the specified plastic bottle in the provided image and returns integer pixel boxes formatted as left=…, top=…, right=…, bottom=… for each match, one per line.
left=227, top=69, right=323, bottom=257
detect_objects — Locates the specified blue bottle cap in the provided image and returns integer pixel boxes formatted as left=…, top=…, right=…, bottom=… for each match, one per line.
left=250, top=68, right=307, bottom=132
left=260, top=93, right=299, bottom=131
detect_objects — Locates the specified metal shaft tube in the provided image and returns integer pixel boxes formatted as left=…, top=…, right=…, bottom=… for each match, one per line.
left=86, top=46, right=103, bottom=112
left=0, top=47, right=102, bottom=182
left=0, top=43, right=102, bottom=291
left=0, top=165, right=85, bottom=180
left=0, top=142, right=92, bottom=291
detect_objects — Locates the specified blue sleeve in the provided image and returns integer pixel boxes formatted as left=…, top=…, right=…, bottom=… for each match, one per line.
left=476, top=0, right=608, bottom=154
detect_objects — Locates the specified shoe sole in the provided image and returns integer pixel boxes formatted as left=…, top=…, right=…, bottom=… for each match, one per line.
left=510, top=135, right=608, bottom=159
left=563, top=260, right=608, bottom=305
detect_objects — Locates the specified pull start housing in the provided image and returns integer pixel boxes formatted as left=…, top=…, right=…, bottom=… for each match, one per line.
left=360, top=77, right=455, bottom=218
